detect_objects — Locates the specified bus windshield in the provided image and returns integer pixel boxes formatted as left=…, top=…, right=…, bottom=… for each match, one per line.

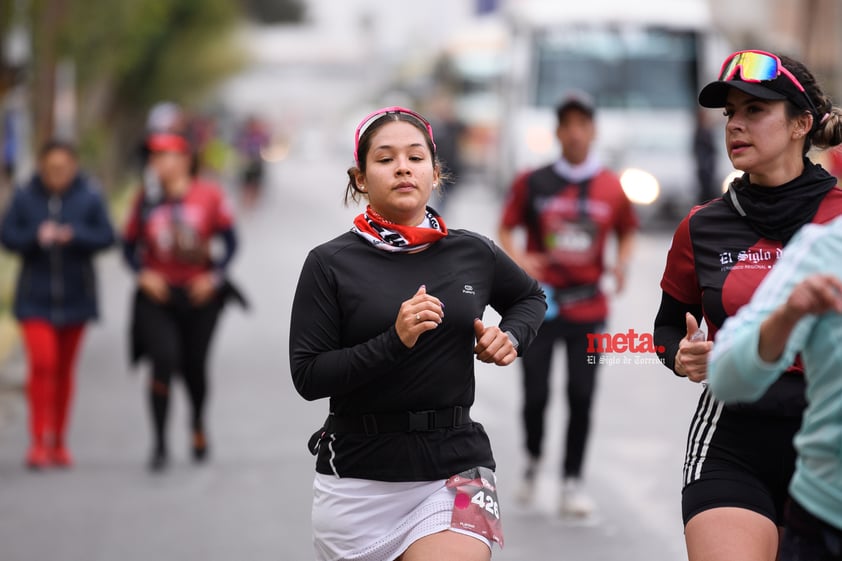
left=533, top=27, right=698, bottom=110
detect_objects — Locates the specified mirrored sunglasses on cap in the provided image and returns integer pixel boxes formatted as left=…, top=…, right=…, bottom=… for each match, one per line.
left=718, top=50, right=818, bottom=114
left=353, top=106, right=436, bottom=165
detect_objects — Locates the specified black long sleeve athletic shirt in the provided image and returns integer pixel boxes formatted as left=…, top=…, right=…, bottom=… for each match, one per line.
left=289, top=229, right=546, bottom=481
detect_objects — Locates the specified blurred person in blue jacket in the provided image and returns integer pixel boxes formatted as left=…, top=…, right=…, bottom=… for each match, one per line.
left=709, top=208, right=842, bottom=560
left=0, top=140, right=115, bottom=469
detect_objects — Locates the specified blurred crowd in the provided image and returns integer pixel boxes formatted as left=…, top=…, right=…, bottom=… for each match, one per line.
left=144, top=101, right=277, bottom=210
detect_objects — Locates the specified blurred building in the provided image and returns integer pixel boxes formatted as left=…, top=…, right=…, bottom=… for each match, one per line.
left=709, top=0, right=842, bottom=99
left=222, top=0, right=487, bottom=161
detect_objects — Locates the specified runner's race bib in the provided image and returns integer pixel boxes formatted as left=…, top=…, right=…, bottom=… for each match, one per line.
left=541, top=214, right=598, bottom=266
left=446, top=466, right=504, bottom=548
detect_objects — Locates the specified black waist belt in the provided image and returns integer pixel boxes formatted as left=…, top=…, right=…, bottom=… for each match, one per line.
left=327, top=406, right=470, bottom=436
left=552, top=283, right=600, bottom=306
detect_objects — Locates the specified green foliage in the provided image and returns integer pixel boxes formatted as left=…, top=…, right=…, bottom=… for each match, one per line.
left=25, top=0, right=247, bottom=183
left=0, top=0, right=20, bottom=95
left=0, top=0, right=11, bottom=34
left=0, top=252, right=17, bottom=318
left=64, top=0, right=245, bottom=109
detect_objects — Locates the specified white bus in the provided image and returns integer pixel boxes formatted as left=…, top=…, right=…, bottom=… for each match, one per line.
left=496, top=0, right=731, bottom=223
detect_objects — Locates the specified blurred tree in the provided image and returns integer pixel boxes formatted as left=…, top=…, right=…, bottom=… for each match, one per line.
left=240, top=0, right=305, bottom=24
left=0, top=1, right=11, bottom=97
left=25, top=0, right=246, bottom=185
left=0, top=1, right=8, bottom=32
left=0, top=0, right=24, bottom=101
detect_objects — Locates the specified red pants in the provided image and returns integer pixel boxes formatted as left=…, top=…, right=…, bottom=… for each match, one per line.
left=20, top=320, right=85, bottom=446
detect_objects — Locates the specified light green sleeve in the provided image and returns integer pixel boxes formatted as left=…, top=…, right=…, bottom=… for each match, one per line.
left=708, top=224, right=830, bottom=402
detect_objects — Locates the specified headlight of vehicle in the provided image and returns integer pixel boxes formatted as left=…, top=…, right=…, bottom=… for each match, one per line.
left=620, top=168, right=660, bottom=205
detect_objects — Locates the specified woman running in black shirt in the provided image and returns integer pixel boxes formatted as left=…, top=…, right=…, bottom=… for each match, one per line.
left=289, top=107, right=546, bottom=561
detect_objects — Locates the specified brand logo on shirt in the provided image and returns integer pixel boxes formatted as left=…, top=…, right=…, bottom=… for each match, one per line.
left=719, top=247, right=782, bottom=271
left=462, top=284, right=476, bottom=295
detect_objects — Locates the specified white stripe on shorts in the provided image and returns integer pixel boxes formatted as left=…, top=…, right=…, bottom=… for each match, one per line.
left=683, top=387, right=724, bottom=486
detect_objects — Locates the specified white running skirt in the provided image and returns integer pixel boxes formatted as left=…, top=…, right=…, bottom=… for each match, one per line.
left=312, top=474, right=492, bottom=561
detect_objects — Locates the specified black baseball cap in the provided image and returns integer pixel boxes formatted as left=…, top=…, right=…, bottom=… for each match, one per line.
left=556, top=90, right=596, bottom=121
left=698, top=52, right=815, bottom=113
left=699, top=74, right=801, bottom=107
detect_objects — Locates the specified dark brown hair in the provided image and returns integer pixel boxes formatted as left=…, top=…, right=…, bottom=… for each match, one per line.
left=39, top=139, right=79, bottom=160
left=779, top=54, right=842, bottom=154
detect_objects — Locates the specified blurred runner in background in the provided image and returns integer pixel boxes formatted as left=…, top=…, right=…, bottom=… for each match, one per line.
left=693, top=108, right=719, bottom=204
left=235, top=115, right=271, bottom=209
left=122, top=132, right=244, bottom=473
left=424, top=90, right=466, bottom=215
left=0, top=140, right=115, bottom=469
left=2, top=107, right=19, bottom=190
left=498, top=91, right=637, bottom=519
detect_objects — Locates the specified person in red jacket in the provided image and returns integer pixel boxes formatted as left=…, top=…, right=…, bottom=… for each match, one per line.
left=498, top=91, right=637, bottom=518
left=122, top=132, right=240, bottom=472
left=0, top=140, right=114, bottom=468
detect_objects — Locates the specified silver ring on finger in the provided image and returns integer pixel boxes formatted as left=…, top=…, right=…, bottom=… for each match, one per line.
left=416, top=313, right=421, bottom=322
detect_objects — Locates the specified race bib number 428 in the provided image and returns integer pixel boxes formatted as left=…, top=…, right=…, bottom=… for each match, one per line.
left=446, top=466, right=504, bottom=548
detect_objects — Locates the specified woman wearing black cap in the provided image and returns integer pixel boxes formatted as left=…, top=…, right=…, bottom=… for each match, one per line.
left=122, top=132, right=240, bottom=472
left=654, top=50, right=842, bottom=560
